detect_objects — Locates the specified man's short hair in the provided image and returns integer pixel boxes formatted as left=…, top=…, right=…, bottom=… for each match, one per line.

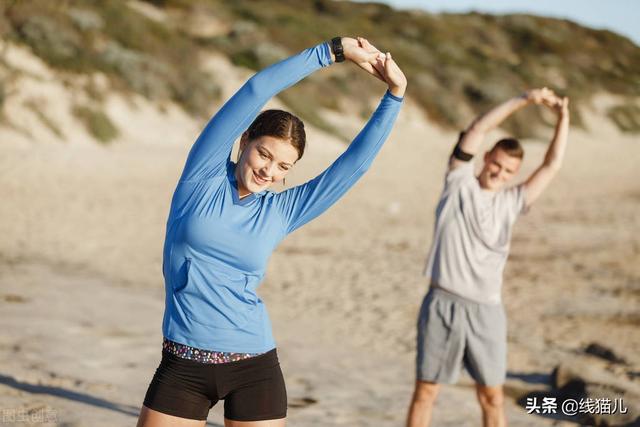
left=490, top=138, right=524, bottom=159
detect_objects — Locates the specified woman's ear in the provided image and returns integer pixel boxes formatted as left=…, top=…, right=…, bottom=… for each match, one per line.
left=237, top=132, right=250, bottom=162
left=239, top=132, right=249, bottom=151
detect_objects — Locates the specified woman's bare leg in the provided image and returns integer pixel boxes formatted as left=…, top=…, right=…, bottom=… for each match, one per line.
left=224, top=417, right=286, bottom=427
left=137, top=405, right=207, bottom=427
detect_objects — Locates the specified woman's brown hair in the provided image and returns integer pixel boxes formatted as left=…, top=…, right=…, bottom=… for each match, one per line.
left=244, top=109, right=306, bottom=160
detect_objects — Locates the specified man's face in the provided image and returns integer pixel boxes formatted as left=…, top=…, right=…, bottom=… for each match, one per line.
left=478, top=148, right=522, bottom=191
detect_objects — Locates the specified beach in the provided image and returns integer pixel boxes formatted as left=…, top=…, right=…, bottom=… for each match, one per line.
left=1, top=46, right=639, bottom=426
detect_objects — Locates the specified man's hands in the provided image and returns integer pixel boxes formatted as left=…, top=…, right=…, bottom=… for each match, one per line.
left=547, top=96, right=569, bottom=118
left=525, top=87, right=554, bottom=105
left=525, top=87, right=569, bottom=118
left=337, top=36, right=407, bottom=98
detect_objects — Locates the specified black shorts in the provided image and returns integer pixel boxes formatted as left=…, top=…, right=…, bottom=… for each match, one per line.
left=143, top=348, right=287, bottom=421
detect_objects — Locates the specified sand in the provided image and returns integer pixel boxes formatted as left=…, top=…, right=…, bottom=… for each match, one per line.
left=1, top=43, right=639, bottom=426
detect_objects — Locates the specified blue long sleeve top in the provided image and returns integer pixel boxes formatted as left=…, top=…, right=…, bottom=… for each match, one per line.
left=162, top=42, right=403, bottom=353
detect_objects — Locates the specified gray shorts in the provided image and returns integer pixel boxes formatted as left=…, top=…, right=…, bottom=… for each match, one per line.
left=416, top=287, right=507, bottom=386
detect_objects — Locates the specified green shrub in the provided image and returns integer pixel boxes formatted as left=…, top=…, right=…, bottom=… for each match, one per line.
left=608, top=104, right=640, bottom=133
left=0, top=87, right=5, bottom=124
left=3, top=0, right=639, bottom=138
left=73, top=105, right=119, bottom=144
left=3, top=0, right=221, bottom=119
left=18, top=15, right=85, bottom=70
left=0, top=79, right=5, bottom=113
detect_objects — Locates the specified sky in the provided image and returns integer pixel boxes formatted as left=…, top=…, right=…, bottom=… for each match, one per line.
left=367, top=0, right=640, bottom=46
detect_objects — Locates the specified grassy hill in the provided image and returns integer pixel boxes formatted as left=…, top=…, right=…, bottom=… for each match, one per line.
left=2, top=0, right=639, bottom=142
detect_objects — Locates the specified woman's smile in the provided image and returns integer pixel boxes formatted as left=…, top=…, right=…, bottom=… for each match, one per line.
left=252, top=170, right=270, bottom=186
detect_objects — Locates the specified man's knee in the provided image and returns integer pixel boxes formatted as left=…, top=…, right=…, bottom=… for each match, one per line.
left=476, top=385, right=505, bottom=410
left=412, top=381, right=441, bottom=405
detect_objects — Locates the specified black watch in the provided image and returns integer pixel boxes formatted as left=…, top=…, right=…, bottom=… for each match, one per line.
left=331, top=37, right=345, bottom=63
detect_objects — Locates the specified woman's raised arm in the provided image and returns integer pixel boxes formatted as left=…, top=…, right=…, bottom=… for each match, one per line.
left=180, top=43, right=334, bottom=182
left=276, top=47, right=406, bottom=233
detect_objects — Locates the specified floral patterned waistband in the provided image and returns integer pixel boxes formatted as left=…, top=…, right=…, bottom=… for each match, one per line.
left=162, top=338, right=263, bottom=364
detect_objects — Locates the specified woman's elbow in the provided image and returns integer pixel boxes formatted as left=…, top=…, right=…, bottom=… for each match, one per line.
left=244, top=74, right=268, bottom=98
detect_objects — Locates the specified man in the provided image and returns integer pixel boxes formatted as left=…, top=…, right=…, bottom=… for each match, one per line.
left=407, top=88, right=570, bottom=427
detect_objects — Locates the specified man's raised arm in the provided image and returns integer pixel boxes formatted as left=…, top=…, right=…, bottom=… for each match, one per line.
left=523, top=95, right=570, bottom=208
left=450, top=88, right=553, bottom=170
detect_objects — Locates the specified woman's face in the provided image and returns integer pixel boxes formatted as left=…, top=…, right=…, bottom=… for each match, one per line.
left=235, top=135, right=299, bottom=197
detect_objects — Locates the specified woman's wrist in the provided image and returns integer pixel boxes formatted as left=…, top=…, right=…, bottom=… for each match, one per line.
left=328, top=37, right=351, bottom=64
left=330, top=37, right=345, bottom=63
left=519, top=92, right=533, bottom=104
left=340, top=37, right=351, bottom=61
left=326, top=41, right=336, bottom=63
left=389, top=84, right=406, bottom=98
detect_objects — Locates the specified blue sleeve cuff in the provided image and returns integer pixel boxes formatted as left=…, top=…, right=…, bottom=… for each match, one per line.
left=385, top=90, right=404, bottom=103
left=320, top=42, right=333, bottom=66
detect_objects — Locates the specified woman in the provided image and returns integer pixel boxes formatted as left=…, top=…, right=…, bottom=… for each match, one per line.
left=137, top=36, right=406, bottom=427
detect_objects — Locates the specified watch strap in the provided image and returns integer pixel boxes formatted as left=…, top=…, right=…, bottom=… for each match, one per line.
left=331, top=37, right=345, bottom=63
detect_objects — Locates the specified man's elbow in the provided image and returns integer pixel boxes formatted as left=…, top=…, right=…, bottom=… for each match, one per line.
left=543, top=158, right=563, bottom=173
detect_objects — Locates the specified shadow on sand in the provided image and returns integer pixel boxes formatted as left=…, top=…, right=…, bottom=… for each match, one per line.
left=0, top=373, right=223, bottom=426
left=506, top=370, right=583, bottom=424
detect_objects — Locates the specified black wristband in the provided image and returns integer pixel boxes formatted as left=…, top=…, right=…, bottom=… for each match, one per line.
left=331, top=37, right=345, bottom=63
left=452, top=131, right=473, bottom=161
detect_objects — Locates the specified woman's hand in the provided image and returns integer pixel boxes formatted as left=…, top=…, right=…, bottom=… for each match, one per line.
left=340, top=37, right=386, bottom=82
left=378, top=52, right=407, bottom=98
left=356, top=37, right=406, bottom=98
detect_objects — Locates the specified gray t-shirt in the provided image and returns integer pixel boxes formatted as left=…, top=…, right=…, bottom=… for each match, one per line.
left=423, top=161, right=526, bottom=304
